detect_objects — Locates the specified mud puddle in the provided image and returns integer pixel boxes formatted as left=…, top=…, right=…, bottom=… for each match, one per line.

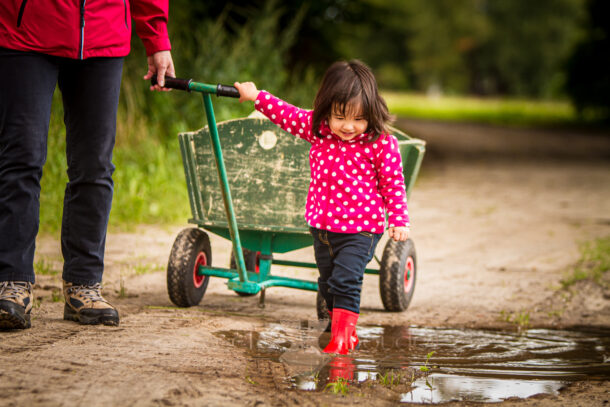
left=216, top=322, right=610, bottom=403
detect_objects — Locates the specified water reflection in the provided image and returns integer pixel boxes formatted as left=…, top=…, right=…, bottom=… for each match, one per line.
left=215, top=323, right=610, bottom=403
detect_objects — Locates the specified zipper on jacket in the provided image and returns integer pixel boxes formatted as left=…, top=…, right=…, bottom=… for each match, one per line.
left=79, top=0, right=86, bottom=59
left=16, top=0, right=28, bottom=28
left=123, top=0, right=128, bottom=28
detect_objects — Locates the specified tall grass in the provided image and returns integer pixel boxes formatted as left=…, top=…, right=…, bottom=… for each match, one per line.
left=40, top=1, right=317, bottom=234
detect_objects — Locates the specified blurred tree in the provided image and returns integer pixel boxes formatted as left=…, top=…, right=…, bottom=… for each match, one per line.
left=565, top=0, right=610, bottom=119
left=478, top=0, right=585, bottom=98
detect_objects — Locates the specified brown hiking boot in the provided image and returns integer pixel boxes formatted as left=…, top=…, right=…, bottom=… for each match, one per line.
left=63, top=281, right=119, bottom=326
left=0, top=281, right=33, bottom=329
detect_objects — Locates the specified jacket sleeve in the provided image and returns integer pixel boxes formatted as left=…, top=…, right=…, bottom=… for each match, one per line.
left=254, top=91, right=316, bottom=144
left=373, top=134, right=410, bottom=228
left=130, top=0, right=171, bottom=55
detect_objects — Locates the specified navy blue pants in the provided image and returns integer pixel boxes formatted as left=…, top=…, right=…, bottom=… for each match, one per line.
left=0, top=47, right=123, bottom=285
left=311, top=227, right=382, bottom=314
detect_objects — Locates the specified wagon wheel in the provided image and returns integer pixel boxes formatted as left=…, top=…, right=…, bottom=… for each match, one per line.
left=230, top=248, right=260, bottom=297
left=379, top=238, right=417, bottom=312
left=167, top=228, right=211, bottom=307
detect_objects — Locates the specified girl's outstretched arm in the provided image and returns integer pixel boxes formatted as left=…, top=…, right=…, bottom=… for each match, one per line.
left=235, top=82, right=315, bottom=144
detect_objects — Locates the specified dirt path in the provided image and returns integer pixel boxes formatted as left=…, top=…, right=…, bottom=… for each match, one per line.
left=1, top=120, right=609, bottom=406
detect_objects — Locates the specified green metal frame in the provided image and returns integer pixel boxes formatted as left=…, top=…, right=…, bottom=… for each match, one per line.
left=178, top=80, right=425, bottom=297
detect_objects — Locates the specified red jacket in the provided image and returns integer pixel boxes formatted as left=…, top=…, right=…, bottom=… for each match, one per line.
left=0, top=0, right=171, bottom=59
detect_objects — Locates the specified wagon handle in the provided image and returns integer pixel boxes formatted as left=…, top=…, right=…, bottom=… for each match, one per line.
left=151, top=76, right=240, bottom=98
left=151, top=76, right=192, bottom=91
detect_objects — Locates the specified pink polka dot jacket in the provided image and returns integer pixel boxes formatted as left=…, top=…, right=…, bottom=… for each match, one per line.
left=255, top=91, right=409, bottom=234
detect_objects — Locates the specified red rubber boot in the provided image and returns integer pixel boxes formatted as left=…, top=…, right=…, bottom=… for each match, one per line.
left=328, top=310, right=359, bottom=350
left=323, top=308, right=359, bottom=355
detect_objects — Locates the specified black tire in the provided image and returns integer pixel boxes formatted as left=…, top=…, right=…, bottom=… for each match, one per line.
left=316, top=289, right=330, bottom=321
left=167, top=228, right=212, bottom=307
left=230, top=248, right=259, bottom=297
left=379, top=238, right=417, bottom=312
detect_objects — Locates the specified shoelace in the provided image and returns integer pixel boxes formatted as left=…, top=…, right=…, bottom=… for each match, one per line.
left=0, top=281, right=31, bottom=300
left=66, top=283, right=106, bottom=303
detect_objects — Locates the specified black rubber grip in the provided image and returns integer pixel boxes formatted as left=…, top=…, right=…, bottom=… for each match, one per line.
left=150, top=76, right=192, bottom=91
left=216, top=84, right=240, bottom=98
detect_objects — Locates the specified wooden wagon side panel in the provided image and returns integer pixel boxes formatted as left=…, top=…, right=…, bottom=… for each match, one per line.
left=181, top=118, right=311, bottom=231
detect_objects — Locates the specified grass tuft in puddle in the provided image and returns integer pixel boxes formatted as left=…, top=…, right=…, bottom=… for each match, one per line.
left=325, top=377, right=349, bottom=395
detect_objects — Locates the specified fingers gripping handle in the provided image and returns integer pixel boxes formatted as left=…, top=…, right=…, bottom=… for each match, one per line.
left=150, top=76, right=192, bottom=91
left=150, top=76, right=240, bottom=98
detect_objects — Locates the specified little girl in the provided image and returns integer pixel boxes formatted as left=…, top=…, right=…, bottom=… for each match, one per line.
left=234, top=60, right=409, bottom=355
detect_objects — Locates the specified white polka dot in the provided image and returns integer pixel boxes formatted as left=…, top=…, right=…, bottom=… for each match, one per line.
left=278, top=101, right=284, bottom=106
left=267, top=104, right=273, bottom=110
left=357, top=226, right=362, bottom=231
left=338, top=180, right=343, bottom=185
left=345, top=187, right=350, bottom=192
left=337, top=192, right=342, bottom=198
left=271, top=114, right=276, bottom=119
left=341, top=226, right=347, bottom=231
left=255, top=100, right=260, bottom=105
left=352, top=195, right=357, bottom=200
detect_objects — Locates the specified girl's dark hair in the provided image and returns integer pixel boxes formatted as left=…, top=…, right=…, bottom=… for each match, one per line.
left=312, top=60, right=392, bottom=141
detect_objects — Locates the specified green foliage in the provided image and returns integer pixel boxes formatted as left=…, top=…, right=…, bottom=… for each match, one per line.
left=561, top=236, right=610, bottom=288
left=565, top=0, right=610, bottom=120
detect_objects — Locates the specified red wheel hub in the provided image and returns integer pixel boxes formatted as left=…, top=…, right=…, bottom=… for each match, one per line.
left=193, top=252, right=207, bottom=288
left=254, top=251, right=261, bottom=274
left=404, top=256, right=414, bottom=293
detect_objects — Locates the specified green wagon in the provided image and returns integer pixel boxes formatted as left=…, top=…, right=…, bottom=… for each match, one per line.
left=157, top=77, right=425, bottom=317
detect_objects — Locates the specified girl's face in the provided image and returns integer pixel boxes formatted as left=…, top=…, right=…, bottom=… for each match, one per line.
left=329, top=102, right=368, bottom=141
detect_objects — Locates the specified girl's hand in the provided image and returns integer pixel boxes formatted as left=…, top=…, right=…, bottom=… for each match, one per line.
left=388, top=226, right=409, bottom=242
left=234, top=82, right=260, bottom=103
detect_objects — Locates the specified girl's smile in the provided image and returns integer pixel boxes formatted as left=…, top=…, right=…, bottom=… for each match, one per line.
left=329, top=103, right=368, bottom=141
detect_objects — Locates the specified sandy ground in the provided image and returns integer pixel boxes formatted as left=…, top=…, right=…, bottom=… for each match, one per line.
left=1, top=119, right=609, bottom=406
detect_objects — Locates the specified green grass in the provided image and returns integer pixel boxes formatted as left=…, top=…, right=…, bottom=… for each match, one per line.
left=34, top=258, right=60, bottom=276
left=561, top=236, right=610, bottom=289
left=325, top=377, right=349, bottom=395
left=383, top=91, right=583, bottom=127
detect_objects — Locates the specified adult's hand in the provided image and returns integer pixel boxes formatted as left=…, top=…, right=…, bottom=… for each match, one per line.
left=143, top=50, right=175, bottom=92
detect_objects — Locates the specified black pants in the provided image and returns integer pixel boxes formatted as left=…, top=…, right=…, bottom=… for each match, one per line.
left=311, top=227, right=382, bottom=314
left=0, top=47, right=123, bottom=285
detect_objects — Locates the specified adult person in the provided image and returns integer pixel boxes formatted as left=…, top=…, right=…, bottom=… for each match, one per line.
left=0, top=0, right=175, bottom=329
